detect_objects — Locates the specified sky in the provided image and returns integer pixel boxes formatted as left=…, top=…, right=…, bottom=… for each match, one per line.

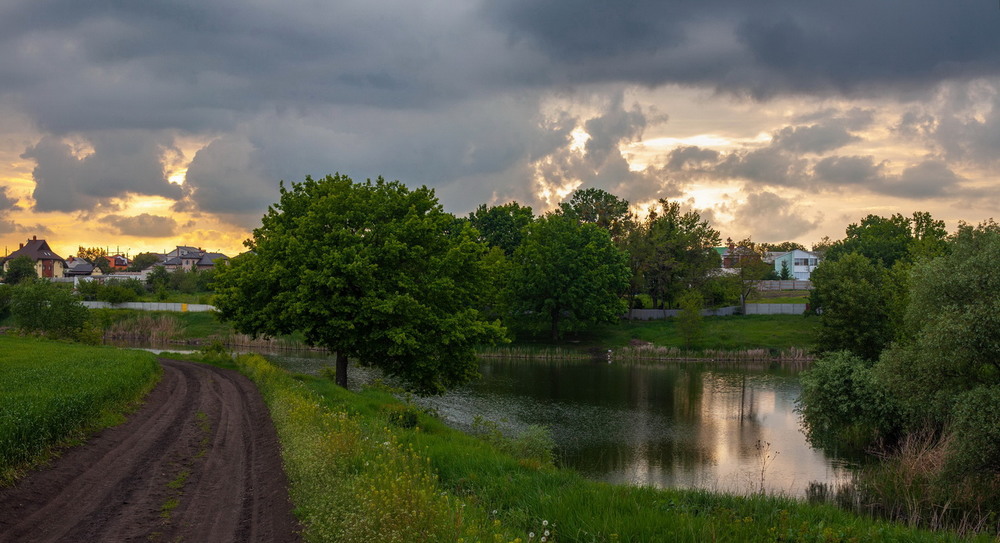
left=2, top=0, right=1000, bottom=258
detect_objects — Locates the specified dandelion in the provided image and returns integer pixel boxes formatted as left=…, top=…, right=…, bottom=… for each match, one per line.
left=542, top=520, right=548, bottom=526
left=529, top=532, right=535, bottom=539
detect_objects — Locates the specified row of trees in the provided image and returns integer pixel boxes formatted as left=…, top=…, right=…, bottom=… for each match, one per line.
left=799, top=214, right=1000, bottom=524
left=214, top=175, right=795, bottom=393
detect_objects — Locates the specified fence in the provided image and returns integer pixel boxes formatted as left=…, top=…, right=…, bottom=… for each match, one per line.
left=81, top=301, right=216, bottom=312
left=626, top=303, right=806, bottom=320
left=758, top=280, right=812, bottom=290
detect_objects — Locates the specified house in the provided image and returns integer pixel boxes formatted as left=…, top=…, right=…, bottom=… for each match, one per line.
left=1, top=236, right=67, bottom=279
left=108, top=255, right=129, bottom=271
left=715, top=239, right=762, bottom=269
left=768, top=249, right=821, bottom=280
left=162, top=246, right=229, bottom=271
left=64, top=256, right=103, bottom=277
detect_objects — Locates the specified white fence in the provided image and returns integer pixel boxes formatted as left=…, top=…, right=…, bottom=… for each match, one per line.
left=743, top=303, right=807, bottom=315
left=627, top=303, right=806, bottom=320
left=758, top=280, right=812, bottom=290
left=81, top=301, right=216, bottom=312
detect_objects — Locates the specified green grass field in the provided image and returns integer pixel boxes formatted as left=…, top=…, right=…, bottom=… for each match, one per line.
left=231, top=353, right=985, bottom=542
left=0, top=336, right=161, bottom=485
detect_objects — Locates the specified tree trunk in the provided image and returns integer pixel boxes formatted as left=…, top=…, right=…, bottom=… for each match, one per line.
left=336, top=351, right=348, bottom=389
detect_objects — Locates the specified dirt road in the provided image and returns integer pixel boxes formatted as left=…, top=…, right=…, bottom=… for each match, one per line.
left=0, top=358, right=301, bottom=542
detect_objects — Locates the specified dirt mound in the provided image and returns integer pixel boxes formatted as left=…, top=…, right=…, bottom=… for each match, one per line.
left=0, top=358, right=300, bottom=542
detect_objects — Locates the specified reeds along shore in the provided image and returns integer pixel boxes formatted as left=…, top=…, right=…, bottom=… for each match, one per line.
left=478, top=345, right=814, bottom=367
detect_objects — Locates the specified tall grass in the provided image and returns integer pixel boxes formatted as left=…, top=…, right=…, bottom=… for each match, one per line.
left=103, top=313, right=184, bottom=343
left=234, top=354, right=513, bottom=542
left=232, top=353, right=985, bottom=542
left=0, top=336, right=160, bottom=485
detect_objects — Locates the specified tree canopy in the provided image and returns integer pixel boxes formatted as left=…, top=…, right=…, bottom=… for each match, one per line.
left=808, top=253, right=895, bottom=361
left=467, top=201, right=534, bottom=256
left=627, top=200, right=720, bottom=309
left=506, top=213, right=630, bottom=339
left=824, top=211, right=948, bottom=267
left=213, top=174, right=506, bottom=394
left=3, top=255, right=37, bottom=285
left=558, top=188, right=634, bottom=243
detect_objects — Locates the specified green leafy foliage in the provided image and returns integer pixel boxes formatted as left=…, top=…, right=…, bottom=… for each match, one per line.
left=9, top=281, right=89, bottom=339
left=505, top=213, right=630, bottom=339
left=948, top=386, right=1000, bottom=476
left=824, top=212, right=948, bottom=268
left=3, top=255, right=37, bottom=285
left=467, top=201, right=534, bottom=256
left=878, top=224, right=1000, bottom=428
left=213, top=173, right=506, bottom=394
left=798, top=351, right=900, bottom=449
left=808, top=253, right=893, bottom=361
left=127, top=252, right=162, bottom=271
left=625, top=200, right=720, bottom=310
left=557, top=187, right=634, bottom=243
left=676, top=290, right=704, bottom=349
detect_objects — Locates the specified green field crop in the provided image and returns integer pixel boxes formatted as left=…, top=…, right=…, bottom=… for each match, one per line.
left=0, top=336, right=160, bottom=485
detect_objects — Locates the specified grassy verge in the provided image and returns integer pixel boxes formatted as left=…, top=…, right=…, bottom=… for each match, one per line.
left=233, top=353, right=985, bottom=542
left=0, top=336, right=161, bottom=486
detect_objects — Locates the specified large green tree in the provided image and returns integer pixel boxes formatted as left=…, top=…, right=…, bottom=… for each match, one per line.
left=808, top=253, right=894, bottom=361
left=213, top=174, right=506, bottom=394
left=630, top=200, right=720, bottom=310
left=467, top=201, right=534, bottom=255
left=506, top=214, right=630, bottom=339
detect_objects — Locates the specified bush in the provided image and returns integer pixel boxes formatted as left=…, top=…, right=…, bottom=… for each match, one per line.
left=98, top=284, right=138, bottom=304
left=0, top=284, right=12, bottom=321
left=947, top=385, right=1000, bottom=475
left=798, top=351, right=900, bottom=449
left=9, top=281, right=89, bottom=339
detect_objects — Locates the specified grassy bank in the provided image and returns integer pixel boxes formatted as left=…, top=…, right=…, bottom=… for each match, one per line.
left=233, top=353, right=984, bottom=542
left=494, top=315, right=818, bottom=359
left=0, top=336, right=161, bottom=485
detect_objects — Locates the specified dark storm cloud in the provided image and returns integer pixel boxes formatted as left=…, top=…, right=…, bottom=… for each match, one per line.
left=107, top=213, right=178, bottom=237
left=0, top=186, right=16, bottom=234
left=21, top=132, right=182, bottom=213
left=4, top=0, right=1000, bottom=226
left=485, top=1, right=1000, bottom=97
left=0, top=186, right=15, bottom=212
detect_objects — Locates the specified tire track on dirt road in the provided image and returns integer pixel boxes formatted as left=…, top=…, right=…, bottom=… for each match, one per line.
left=0, top=358, right=300, bottom=543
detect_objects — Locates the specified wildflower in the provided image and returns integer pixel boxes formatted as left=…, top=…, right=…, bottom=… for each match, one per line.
left=542, top=520, right=548, bottom=526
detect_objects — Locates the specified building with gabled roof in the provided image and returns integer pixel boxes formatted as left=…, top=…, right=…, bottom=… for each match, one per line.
left=1, top=236, right=67, bottom=278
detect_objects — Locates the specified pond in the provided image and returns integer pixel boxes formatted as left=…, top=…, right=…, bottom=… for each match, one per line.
left=265, top=352, right=855, bottom=498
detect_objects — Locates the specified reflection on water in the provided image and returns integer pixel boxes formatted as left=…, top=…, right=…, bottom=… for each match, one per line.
left=255, top=350, right=854, bottom=497
left=416, top=359, right=853, bottom=497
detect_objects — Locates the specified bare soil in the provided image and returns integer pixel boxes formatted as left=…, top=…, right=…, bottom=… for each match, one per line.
left=0, top=358, right=301, bottom=543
